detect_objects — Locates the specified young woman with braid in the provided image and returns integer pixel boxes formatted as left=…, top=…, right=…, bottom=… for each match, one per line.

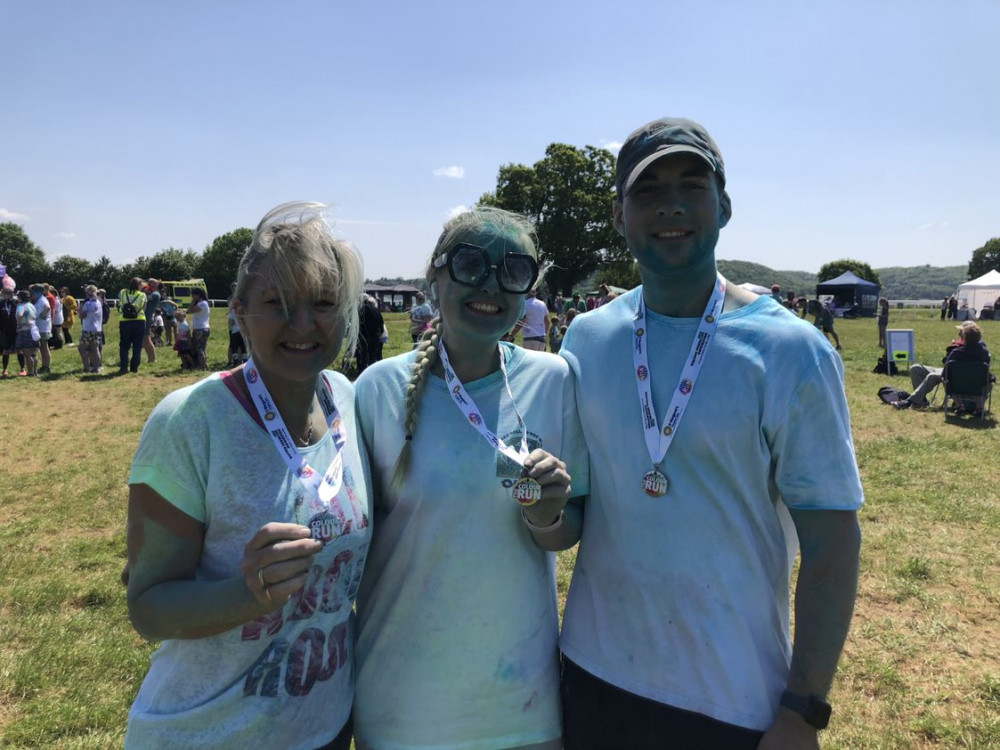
left=352, top=207, right=589, bottom=750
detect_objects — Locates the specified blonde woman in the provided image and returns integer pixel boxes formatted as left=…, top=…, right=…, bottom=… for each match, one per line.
left=125, top=202, right=371, bottom=749
left=352, top=207, right=588, bottom=750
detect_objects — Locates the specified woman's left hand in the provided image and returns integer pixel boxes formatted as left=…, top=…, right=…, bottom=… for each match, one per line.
left=520, top=448, right=572, bottom=528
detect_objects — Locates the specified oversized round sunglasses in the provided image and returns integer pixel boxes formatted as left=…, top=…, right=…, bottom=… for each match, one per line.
left=433, top=242, right=539, bottom=294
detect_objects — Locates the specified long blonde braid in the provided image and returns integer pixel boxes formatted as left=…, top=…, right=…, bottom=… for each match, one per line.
left=389, top=206, right=537, bottom=489
left=390, top=317, right=443, bottom=489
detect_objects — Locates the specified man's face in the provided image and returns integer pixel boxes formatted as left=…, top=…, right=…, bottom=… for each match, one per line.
left=613, top=153, right=730, bottom=277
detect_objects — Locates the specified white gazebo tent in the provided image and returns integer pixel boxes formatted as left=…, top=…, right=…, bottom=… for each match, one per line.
left=957, top=270, right=1000, bottom=315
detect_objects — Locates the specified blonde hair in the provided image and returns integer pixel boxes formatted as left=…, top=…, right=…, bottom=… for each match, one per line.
left=235, top=201, right=365, bottom=359
left=390, top=206, right=536, bottom=488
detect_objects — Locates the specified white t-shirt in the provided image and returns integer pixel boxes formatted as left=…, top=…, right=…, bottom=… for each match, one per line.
left=16, top=302, right=37, bottom=333
left=559, top=290, right=864, bottom=731
left=191, top=300, right=211, bottom=331
left=34, top=296, right=51, bottom=334
left=353, top=343, right=589, bottom=750
left=125, top=371, right=372, bottom=750
left=81, top=298, right=103, bottom=333
left=519, top=296, right=549, bottom=339
left=52, top=296, right=64, bottom=326
left=152, top=313, right=164, bottom=328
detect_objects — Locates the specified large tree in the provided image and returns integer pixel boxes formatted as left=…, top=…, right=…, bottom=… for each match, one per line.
left=144, top=247, right=200, bottom=282
left=817, top=259, right=880, bottom=286
left=0, top=222, right=50, bottom=283
left=480, top=143, right=625, bottom=296
left=967, top=237, right=1000, bottom=279
left=89, top=255, right=128, bottom=294
left=198, top=228, right=253, bottom=299
left=50, top=255, right=94, bottom=293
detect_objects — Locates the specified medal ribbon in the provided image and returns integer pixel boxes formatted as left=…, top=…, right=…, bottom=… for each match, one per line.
left=633, top=273, right=726, bottom=467
left=243, top=356, right=347, bottom=503
left=438, top=341, right=530, bottom=466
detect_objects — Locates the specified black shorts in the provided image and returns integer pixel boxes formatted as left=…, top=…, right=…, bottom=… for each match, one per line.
left=560, top=655, right=764, bottom=750
left=0, top=331, right=15, bottom=353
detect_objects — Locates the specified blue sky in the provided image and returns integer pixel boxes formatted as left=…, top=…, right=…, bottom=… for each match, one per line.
left=3, top=0, right=998, bottom=282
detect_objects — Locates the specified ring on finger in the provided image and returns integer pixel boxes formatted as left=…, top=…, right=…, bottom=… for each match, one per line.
left=264, top=586, right=272, bottom=602
left=257, top=567, right=267, bottom=589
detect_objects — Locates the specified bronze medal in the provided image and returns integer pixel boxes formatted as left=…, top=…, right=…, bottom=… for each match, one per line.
left=512, top=476, right=542, bottom=506
left=641, top=469, right=668, bottom=497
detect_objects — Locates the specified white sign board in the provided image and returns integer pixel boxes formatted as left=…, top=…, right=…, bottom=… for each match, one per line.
left=886, top=329, right=915, bottom=369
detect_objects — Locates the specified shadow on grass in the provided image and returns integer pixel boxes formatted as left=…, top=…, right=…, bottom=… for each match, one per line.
left=943, top=413, right=997, bottom=430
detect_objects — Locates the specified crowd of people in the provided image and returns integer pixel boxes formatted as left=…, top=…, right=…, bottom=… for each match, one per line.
left=0, top=274, right=217, bottom=377
left=117, top=117, right=871, bottom=750
left=0, top=280, right=112, bottom=377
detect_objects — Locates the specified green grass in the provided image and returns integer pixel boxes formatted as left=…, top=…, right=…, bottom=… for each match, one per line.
left=2, top=308, right=999, bottom=748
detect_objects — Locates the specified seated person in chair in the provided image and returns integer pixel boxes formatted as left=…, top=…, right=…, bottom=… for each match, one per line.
left=894, top=321, right=990, bottom=409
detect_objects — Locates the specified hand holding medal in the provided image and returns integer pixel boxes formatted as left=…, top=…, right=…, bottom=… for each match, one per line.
left=516, top=448, right=573, bottom=528
left=241, top=522, right=324, bottom=611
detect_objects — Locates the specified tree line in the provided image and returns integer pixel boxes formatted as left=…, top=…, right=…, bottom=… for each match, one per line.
left=3, top=139, right=996, bottom=300
left=0, top=222, right=252, bottom=299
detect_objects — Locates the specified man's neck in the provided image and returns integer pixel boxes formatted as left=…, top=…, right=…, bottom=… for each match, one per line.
left=639, top=264, right=718, bottom=317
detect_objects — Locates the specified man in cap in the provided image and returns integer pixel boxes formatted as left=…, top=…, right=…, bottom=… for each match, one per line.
left=556, top=118, right=863, bottom=748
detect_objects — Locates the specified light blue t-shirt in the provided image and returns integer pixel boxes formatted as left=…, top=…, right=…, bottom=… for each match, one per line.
left=353, top=343, right=589, bottom=750
left=125, top=371, right=371, bottom=750
left=559, top=289, right=864, bottom=732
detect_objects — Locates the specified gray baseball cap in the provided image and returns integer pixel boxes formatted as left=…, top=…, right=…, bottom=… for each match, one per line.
left=615, top=117, right=726, bottom=197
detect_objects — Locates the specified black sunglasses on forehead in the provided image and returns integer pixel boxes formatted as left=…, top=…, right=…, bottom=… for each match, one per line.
left=433, top=242, right=539, bottom=294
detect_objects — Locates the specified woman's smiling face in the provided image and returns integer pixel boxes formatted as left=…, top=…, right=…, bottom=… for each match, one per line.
left=234, top=258, right=346, bottom=386
left=433, top=228, right=533, bottom=352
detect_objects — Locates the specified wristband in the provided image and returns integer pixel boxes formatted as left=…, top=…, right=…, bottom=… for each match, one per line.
left=521, top=508, right=563, bottom=533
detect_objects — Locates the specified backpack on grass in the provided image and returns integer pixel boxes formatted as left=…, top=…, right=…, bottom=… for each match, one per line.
left=873, top=354, right=898, bottom=375
left=878, top=385, right=910, bottom=405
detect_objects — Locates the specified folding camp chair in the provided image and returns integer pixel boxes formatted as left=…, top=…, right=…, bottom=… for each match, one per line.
left=941, top=360, right=994, bottom=421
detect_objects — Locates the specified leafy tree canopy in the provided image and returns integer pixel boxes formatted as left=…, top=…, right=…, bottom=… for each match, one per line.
left=49, top=255, right=94, bottom=294
left=480, top=143, right=624, bottom=296
left=144, top=247, right=200, bottom=282
left=817, top=259, right=880, bottom=286
left=198, top=228, right=253, bottom=299
left=968, top=237, right=1000, bottom=279
left=0, top=222, right=50, bottom=283
left=89, top=255, right=128, bottom=294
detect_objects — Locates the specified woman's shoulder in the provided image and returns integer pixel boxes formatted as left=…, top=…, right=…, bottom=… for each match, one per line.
left=505, top=342, right=570, bottom=377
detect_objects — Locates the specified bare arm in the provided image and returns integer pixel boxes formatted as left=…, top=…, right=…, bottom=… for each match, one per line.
left=759, top=508, right=861, bottom=749
left=126, top=483, right=323, bottom=640
left=520, top=449, right=584, bottom=552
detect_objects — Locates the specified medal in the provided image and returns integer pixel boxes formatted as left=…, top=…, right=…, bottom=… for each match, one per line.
left=438, top=341, right=536, bottom=505
left=632, top=274, right=726, bottom=498
left=641, top=470, right=669, bottom=498
left=243, top=357, right=359, bottom=540
left=512, top=475, right=542, bottom=506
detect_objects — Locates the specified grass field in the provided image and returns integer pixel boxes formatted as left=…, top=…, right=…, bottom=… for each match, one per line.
left=1, top=308, right=998, bottom=748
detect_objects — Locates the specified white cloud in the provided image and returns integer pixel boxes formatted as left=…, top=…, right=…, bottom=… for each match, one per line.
left=433, top=166, right=465, bottom=179
left=601, top=141, right=623, bottom=154
left=53, top=231, right=76, bottom=239
left=916, top=222, right=933, bottom=231
left=0, top=208, right=29, bottom=222
left=446, top=205, right=469, bottom=220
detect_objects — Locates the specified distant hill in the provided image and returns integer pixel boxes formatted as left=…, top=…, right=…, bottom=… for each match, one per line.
left=875, top=265, right=967, bottom=300
left=717, top=260, right=816, bottom=295
left=718, top=260, right=969, bottom=300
